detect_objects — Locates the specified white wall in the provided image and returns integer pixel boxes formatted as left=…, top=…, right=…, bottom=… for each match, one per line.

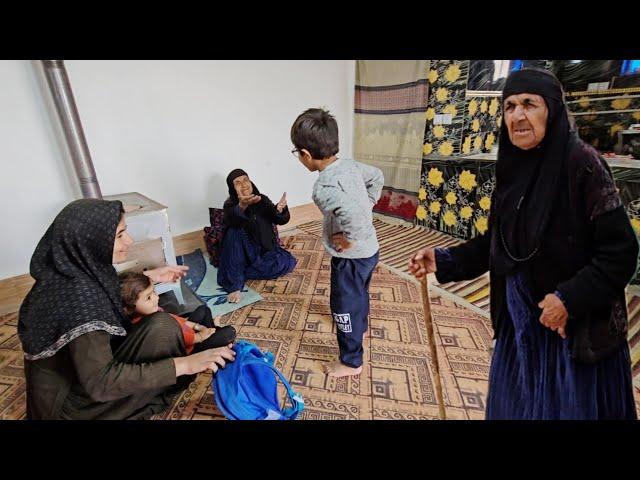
left=0, top=60, right=355, bottom=279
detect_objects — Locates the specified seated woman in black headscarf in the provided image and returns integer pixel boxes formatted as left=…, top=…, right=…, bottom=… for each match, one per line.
left=408, top=68, right=639, bottom=420
left=18, top=199, right=236, bottom=419
left=217, top=169, right=297, bottom=303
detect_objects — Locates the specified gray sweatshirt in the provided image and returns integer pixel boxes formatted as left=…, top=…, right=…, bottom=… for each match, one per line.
left=312, top=158, right=384, bottom=259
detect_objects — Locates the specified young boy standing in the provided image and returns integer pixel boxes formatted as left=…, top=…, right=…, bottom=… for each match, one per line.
left=291, top=108, right=383, bottom=377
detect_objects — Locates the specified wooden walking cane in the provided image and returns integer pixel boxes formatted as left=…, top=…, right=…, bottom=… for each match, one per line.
left=419, top=266, right=446, bottom=420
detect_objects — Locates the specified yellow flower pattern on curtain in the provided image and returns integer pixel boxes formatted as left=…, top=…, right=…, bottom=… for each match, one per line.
left=416, top=61, right=500, bottom=239
left=422, top=60, right=469, bottom=160
left=464, top=95, right=502, bottom=154
left=417, top=159, right=496, bottom=239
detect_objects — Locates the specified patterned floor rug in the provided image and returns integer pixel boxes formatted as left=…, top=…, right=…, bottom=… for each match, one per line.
left=298, top=218, right=640, bottom=388
left=1, top=231, right=638, bottom=419
left=150, top=232, right=496, bottom=419
left=297, top=218, right=490, bottom=316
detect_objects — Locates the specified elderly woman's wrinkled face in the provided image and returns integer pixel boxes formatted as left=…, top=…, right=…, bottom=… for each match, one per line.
left=113, top=217, right=134, bottom=264
left=503, top=93, right=549, bottom=150
left=233, top=175, right=253, bottom=198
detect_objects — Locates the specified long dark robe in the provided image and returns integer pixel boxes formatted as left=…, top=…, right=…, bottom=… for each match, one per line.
left=433, top=69, right=638, bottom=419
left=487, top=271, right=635, bottom=419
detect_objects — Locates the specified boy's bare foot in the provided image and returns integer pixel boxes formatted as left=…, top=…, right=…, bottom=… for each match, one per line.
left=322, top=361, right=362, bottom=377
left=228, top=291, right=242, bottom=303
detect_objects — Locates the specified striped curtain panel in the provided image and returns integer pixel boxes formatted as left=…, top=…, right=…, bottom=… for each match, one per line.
left=354, top=61, right=430, bottom=221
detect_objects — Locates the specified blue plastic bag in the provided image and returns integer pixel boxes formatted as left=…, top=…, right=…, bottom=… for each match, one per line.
left=212, top=340, right=304, bottom=420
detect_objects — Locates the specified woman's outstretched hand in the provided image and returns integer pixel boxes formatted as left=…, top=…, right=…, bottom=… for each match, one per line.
left=239, top=194, right=262, bottom=210
left=144, top=265, right=189, bottom=283
left=276, top=192, right=287, bottom=213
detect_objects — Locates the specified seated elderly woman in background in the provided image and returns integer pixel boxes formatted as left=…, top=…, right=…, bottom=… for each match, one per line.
left=409, top=68, right=638, bottom=420
left=217, top=169, right=297, bottom=303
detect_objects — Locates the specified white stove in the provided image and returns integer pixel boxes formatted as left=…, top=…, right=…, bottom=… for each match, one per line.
left=103, top=192, right=184, bottom=305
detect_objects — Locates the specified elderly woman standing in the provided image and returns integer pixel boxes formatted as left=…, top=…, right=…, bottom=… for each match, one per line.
left=409, top=69, right=638, bottom=420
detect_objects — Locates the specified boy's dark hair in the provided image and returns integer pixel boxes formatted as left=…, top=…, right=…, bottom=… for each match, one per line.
left=118, top=271, right=153, bottom=316
left=290, top=108, right=339, bottom=159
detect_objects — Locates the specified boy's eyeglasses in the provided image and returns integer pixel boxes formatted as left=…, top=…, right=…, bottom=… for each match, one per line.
left=291, top=148, right=300, bottom=159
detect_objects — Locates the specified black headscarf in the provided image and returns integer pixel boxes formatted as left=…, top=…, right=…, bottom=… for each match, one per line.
left=226, top=168, right=260, bottom=200
left=491, top=68, right=574, bottom=275
left=18, top=199, right=128, bottom=360
left=224, top=169, right=280, bottom=252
